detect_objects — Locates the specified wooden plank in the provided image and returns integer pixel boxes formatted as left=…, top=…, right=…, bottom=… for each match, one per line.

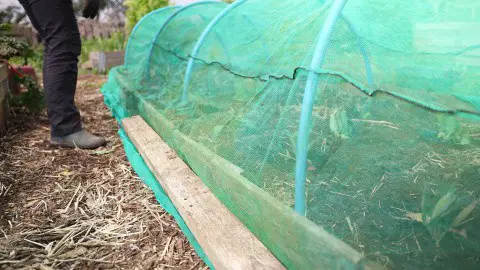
left=89, top=52, right=100, bottom=66
left=100, top=27, right=110, bottom=38
left=127, top=95, right=375, bottom=269
left=10, top=24, right=23, bottom=36
left=7, top=24, right=38, bottom=45
left=0, top=64, right=9, bottom=136
left=30, top=30, right=39, bottom=45
left=93, top=22, right=102, bottom=39
left=79, top=24, right=86, bottom=38
left=122, top=116, right=285, bottom=270
left=85, top=21, right=94, bottom=40
left=0, top=63, right=7, bottom=82
left=0, top=63, right=8, bottom=104
left=89, top=51, right=125, bottom=71
left=105, top=51, right=125, bottom=69
left=104, top=51, right=125, bottom=59
left=23, top=27, right=32, bottom=43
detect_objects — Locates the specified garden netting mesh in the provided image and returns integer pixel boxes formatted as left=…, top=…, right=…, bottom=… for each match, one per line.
left=102, top=0, right=480, bottom=269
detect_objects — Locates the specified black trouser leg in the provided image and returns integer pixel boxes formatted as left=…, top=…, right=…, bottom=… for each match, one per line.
left=18, top=0, right=82, bottom=137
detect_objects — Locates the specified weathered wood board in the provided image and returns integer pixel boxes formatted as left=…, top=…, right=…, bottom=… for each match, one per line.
left=122, top=115, right=285, bottom=270
left=9, top=24, right=38, bottom=45
left=77, top=19, right=124, bottom=40
left=89, top=51, right=125, bottom=72
left=0, top=64, right=9, bottom=136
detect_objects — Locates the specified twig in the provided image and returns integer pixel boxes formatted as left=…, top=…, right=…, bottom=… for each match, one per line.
left=23, top=238, right=46, bottom=248
left=330, top=191, right=353, bottom=197
left=160, top=236, right=173, bottom=261
left=345, top=217, right=354, bottom=235
left=351, top=119, right=400, bottom=130
left=0, top=260, right=24, bottom=264
left=58, top=183, right=81, bottom=214
left=188, top=260, right=202, bottom=270
left=413, top=234, right=422, bottom=252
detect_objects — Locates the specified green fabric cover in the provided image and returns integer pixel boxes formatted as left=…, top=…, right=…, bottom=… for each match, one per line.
left=102, top=0, right=480, bottom=269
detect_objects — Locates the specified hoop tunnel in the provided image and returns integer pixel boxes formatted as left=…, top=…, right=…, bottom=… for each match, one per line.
left=106, top=0, right=480, bottom=268
left=125, top=0, right=373, bottom=218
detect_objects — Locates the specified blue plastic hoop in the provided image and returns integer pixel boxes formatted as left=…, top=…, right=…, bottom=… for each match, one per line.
left=181, top=0, right=249, bottom=102
left=294, top=0, right=349, bottom=215
left=145, top=1, right=226, bottom=78
left=341, top=15, right=374, bottom=86
left=124, top=6, right=177, bottom=67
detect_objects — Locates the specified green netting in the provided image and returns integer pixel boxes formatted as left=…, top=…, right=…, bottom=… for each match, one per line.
left=102, top=0, right=480, bottom=269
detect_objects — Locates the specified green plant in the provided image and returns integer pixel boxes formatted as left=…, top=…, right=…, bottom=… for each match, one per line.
left=0, top=35, right=34, bottom=65
left=80, top=31, right=126, bottom=64
left=0, top=23, right=11, bottom=34
left=124, top=0, right=169, bottom=33
left=8, top=45, right=43, bottom=72
left=1, top=23, right=44, bottom=113
left=9, top=68, right=45, bottom=113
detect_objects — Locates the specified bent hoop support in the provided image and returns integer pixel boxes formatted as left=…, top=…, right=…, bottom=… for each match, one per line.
left=145, top=1, right=226, bottom=78
left=181, top=0, right=249, bottom=102
left=294, top=0, right=349, bottom=215
left=341, top=16, right=374, bottom=86
left=124, top=6, right=177, bottom=67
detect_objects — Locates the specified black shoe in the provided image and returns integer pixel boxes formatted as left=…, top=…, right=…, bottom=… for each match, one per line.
left=51, top=130, right=106, bottom=149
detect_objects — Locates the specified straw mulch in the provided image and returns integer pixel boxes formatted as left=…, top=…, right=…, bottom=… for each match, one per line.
left=0, top=75, right=206, bottom=270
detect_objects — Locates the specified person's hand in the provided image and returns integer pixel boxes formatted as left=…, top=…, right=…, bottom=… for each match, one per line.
left=82, top=0, right=100, bottom=19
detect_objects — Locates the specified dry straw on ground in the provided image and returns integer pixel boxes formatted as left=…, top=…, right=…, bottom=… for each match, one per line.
left=0, top=75, right=206, bottom=270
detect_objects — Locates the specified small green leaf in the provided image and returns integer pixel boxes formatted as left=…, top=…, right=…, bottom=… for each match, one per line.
left=429, top=190, right=457, bottom=222
left=452, top=200, right=478, bottom=228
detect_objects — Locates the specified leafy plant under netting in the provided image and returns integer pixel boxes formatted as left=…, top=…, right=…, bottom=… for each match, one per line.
left=102, top=0, right=480, bottom=269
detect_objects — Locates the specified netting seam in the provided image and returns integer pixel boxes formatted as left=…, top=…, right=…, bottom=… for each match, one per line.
left=148, top=43, right=480, bottom=117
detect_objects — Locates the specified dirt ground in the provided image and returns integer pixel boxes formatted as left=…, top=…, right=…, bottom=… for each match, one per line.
left=0, top=74, right=206, bottom=270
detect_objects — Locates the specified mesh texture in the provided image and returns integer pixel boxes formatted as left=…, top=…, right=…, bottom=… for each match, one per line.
left=102, top=0, right=480, bottom=269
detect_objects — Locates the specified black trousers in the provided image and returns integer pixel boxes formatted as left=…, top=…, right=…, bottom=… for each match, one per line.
left=18, top=0, right=82, bottom=137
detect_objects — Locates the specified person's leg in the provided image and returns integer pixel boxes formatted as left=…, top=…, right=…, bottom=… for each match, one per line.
left=25, top=0, right=82, bottom=136
left=18, top=0, right=43, bottom=38
left=18, top=0, right=105, bottom=149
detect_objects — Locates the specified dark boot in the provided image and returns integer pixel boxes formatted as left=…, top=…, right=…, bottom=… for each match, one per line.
left=51, top=130, right=106, bottom=149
